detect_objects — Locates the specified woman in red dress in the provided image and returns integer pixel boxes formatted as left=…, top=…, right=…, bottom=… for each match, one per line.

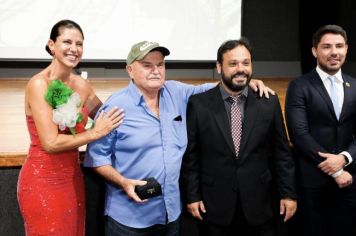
left=17, top=19, right=124, bottom=235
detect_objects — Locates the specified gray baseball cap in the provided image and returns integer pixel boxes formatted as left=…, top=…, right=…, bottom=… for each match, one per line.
left=126, top=41, right=170, bottom=65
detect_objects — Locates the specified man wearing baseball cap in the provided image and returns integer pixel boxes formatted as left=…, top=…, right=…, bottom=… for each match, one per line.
left=84, top=41, right=273, bottom=235
left=126, top=41, right=170, bottom=64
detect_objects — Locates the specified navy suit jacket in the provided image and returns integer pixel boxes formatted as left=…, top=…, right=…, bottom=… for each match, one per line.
left=285, top=69, right=356, bottom=188
left=180, top=85, right=296, bottom=226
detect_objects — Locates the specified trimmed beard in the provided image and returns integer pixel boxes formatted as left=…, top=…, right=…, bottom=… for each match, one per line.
left=221, top=71, right=252, bottom=92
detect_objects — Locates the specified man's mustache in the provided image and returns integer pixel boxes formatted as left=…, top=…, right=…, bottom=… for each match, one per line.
left=232, top=72, right=249, bottom=79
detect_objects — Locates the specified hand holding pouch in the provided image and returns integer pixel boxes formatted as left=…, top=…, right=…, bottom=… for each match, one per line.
left=134, top=177, right=162, bottom=200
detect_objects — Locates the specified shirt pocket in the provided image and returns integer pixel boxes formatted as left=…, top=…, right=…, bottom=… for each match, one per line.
left=171, top=114, right=187, bottom=148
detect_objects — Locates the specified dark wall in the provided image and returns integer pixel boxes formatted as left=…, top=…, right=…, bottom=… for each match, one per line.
left=0, top=168, right=24, bottom=236
left=298, top=0, right=356, bottom=73
left=242, top=0, right=300, bottom=61
left=242, top=0, right=356, bottom=75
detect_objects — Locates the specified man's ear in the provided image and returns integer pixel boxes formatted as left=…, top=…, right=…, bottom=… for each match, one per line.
left=311, top=47, right=317, bottom=58
left=126, top=64, right=133, bottom=78
left=216, top=62, right=222, bottom=74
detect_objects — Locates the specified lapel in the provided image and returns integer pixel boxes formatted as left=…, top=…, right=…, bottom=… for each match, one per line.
left=238, top=88, right=259, bottom=159
left=209, top=86, right=235, bottom=154
left=339, top=73, right=352, bottom=122
left=308, top=69, right=338, bottom=120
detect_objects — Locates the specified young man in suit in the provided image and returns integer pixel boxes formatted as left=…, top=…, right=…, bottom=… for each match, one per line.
left=180, top=38, right=297, bottom=236
left=285, top=25, right=356, bottom=236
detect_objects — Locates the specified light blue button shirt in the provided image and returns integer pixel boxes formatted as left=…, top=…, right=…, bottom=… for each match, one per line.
left=84, top=80, right=214, bottom=228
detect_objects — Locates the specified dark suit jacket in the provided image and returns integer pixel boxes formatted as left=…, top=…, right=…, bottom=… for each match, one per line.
left=285, top=69, right=356, bottom=188
left=180, top=85, right=296, bottom=226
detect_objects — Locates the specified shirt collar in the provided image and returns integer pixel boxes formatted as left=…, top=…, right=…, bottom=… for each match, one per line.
left=316, top=66, right=343, bottom=84
left=128, top=80, right=142, bottom=106
left=128, top=80, right=165, bottom=106
left=219, top=82, right=248, bottom=101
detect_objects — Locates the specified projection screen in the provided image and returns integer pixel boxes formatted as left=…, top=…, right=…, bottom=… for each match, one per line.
left=0, top=0, right=241, bottom=61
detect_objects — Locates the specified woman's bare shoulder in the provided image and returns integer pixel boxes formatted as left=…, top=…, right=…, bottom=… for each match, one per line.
left=26, top=72, right=49, bottom=91
left=72, top=74, right=94, bottom=93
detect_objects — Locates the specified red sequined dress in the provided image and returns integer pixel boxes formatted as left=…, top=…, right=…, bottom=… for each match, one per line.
left=17, top=114, right=86, bottom=235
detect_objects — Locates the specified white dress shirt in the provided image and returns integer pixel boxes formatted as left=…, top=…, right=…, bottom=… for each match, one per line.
left=316, top=66, right=352, bottom=174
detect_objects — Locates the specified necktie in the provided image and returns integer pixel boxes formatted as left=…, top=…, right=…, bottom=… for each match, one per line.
left=230, top=96, right=242, bottom=157
left=328, top=76, right=341, bottom=119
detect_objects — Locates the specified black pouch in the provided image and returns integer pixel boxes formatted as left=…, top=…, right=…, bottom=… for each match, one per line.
left=134, top=177, right=162, bottom=200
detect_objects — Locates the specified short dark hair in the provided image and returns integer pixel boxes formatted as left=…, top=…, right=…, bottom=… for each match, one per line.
left=312, top=24, right=347, bottom=48
left=45, top=19, right=84, bottom=55
left=217, top=37, right=252, bottom=64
